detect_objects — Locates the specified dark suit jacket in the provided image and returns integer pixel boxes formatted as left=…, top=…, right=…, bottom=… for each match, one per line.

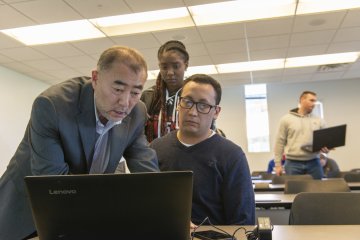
left=0, top=77, right=159, bottom=240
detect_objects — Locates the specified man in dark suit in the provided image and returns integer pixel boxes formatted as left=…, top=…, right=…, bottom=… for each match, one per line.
left=0, top=46, right=159, bottom=240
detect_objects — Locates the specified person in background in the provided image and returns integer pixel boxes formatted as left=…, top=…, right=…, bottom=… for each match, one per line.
left=274, top=90, right=329, bottom=179
left=320, top=153, right=340, bottom=178
left=267, top=154, right=286, bottom=174
left=150, top=74, right=255, bottom=226
left=0, top=46, right=159, bottom=240
left=141, top=40, right=189, bottom=142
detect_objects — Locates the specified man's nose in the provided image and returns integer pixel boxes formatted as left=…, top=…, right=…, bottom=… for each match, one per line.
left=118, top=91, right=130, bottom=108
left=188, top=103, right=198, bottom=115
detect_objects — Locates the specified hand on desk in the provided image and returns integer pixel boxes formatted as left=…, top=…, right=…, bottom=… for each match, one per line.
left=190, top=221, right=197, bottom=230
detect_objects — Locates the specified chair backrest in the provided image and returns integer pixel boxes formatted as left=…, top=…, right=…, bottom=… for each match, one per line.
left=289, top=192, right=360, bottom=225
left=339, top=171, right=351, bottom=178
left=284, top=179, right=350, bottom=194
left=344, top=173, right=360, bottom=182
left=272, top=174, right=313, bottom=184
left=350, top=168, right=360, bottom=173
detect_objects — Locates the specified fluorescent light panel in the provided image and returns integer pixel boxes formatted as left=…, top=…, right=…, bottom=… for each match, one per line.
left=90, top=7, right=194, bottom=36
left=147, top=52, right=359, bottom=79
left=147, top=65, right=218, bottom=80
left=186, top=65, right=218, bottom=76
left=1, top=20, right=104, bottom=45
left=217, top=59, right=285, bottom=73
left=285, top=52, right=360, bottom=68
left=297, top=0, right=360, bottom=15
left=189, top=0, right=296, bottom=26
left=3, top=1, right=360, bottom=45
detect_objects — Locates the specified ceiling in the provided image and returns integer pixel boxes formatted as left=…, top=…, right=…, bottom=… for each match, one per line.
left=0, top=0, right=360, bottom=87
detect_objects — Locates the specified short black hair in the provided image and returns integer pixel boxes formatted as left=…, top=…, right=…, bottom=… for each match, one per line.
left=182, top=74, right=222, bottom=105
left=300, top=90, right=317, bottom=101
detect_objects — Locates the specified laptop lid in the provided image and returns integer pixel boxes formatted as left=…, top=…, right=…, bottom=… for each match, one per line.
left=312, top=124, right=346, bottom=152
left=25, top=171, right=193, bottom=240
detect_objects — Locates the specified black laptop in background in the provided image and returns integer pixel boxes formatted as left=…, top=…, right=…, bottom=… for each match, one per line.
left=24, top=171, right=193, bottom=240
left=312, top=124, right=347, bottom=152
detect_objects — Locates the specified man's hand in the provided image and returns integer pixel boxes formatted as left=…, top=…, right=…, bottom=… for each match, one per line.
left=320, top=147, right=331, bottom=154
left=190, top=221, right=197, bottom=230
left=274, top=165, right=283, bottom=176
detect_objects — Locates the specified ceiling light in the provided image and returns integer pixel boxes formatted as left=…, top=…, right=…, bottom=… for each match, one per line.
left=90, top=7, right=194, bottom=36
left=217, top=59, right=285, bottom=73
left=186, top=65, right=218, bottom=76
left=147, top=70, right=160, bottom=80
left=0, top=20, right=105, bottom=45
left=147, top=65, right=218, bottom=80
left=189, top=0, right=296, bottom=26
left=285, top=52, right=359, bottom=68
left=297, top=0, right=360, bottom=15
left=148, top=52, right=359, bottom=79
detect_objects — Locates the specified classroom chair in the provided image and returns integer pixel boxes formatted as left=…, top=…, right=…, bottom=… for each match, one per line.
left=289, top=192, right=360, bottom=225
left=343, top=172, right=360, bottom=182
left=272, top=174, right=313, bottom=184
left=284, top=178, right=350, bottom=194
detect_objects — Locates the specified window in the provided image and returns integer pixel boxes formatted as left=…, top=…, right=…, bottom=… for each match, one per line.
left=245, top=84, right=270, bottom=152
left=312, top=101, right=324, bottom=119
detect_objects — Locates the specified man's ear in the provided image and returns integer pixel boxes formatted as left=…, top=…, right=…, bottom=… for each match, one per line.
left=91, top=70, right=98, bottom=88
left=213, top=106, right=221, bottom=120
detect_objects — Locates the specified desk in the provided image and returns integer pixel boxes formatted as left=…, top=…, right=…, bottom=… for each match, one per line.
left=192, top=225, right=360, bottom=240
left=254, top=181, right=360, bottom=192
left=255, top=193, right=295, bottom=225
left=255, top=193, right=296, bottom=208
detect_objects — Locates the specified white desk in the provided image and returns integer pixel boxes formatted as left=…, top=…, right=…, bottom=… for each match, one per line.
left=255, top=193, right=295, bottom=225
left=254, top=181, right=360, bottom=192
left=30, top=225, right=360, bottom=240
left=255, top=193, right=296, bottom=208
left=193, top=225, right=360, bottom=240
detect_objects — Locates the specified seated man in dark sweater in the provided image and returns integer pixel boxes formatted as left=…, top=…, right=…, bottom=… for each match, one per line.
left=320, top=153, right=340, bottom=178
left=150, top=74, right=255, bottom=226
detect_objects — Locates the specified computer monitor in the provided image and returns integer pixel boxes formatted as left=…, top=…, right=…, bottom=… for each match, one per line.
left=25, top=171, right=193, bottom=240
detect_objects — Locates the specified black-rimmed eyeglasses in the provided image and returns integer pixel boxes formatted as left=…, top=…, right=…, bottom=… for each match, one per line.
left=178, top=97, right=217, bottom=114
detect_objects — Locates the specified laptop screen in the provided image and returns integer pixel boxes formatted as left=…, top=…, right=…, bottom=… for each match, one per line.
left=312, top=124, right=346, bottom=152
left=25, top=171, right=193, bottom=240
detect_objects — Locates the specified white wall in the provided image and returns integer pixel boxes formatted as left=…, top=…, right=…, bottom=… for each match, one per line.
left=0, top=66, right=49, bottom=176
left=217, top=78, right=360, bottom=173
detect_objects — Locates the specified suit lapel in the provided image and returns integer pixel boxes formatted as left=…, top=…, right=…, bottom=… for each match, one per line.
left=76, top=80, right=97, bottom=167
left=105, top=116, right=131, bottom=173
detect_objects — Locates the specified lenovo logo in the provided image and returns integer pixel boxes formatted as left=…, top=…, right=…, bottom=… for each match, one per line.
left=48, top=189, right=77, bottom=195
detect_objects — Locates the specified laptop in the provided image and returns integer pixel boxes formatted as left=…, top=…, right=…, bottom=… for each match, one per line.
left=24, top=171, right=193, bottom=240
left=312, top=124, right=347, bottom=152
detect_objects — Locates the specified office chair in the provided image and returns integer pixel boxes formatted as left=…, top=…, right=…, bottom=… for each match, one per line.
left=272, top=174, right=313, bottom=184
left=284, top=179, right=350, bottom=194
left=343, top=173, right=360, bottom=182
left=289, top=192, right=360, bottom=225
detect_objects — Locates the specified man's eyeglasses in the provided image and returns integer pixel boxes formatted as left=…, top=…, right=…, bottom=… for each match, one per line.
left=178, top=97, right=217, bottom=114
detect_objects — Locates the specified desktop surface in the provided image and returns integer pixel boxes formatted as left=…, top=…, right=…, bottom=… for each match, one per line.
left=29, top=225, right=360, bottom=240
left=192, top=225, right=360, bottom=240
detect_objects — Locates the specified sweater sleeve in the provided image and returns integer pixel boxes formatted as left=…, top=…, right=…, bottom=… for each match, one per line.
left=222, top=149, right=255, bottom=225
left=274, top=116, right=287, bottom=166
